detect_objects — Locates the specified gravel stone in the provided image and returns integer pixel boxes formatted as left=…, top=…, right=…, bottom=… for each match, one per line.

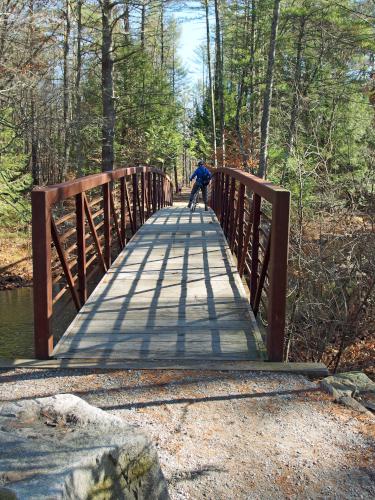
left=0, top=368, right=374, bottom=499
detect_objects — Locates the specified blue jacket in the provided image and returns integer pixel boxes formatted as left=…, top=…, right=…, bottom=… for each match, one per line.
left=190, top=165, right=212, bottom=186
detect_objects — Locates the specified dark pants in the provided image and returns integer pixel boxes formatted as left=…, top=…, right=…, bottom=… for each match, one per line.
left=189, top=182, right=208, bottom=207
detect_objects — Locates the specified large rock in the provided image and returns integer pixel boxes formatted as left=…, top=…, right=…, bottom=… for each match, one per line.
left=0, top=394, right=169, bottom=499
left=320, top=371, right=375, bottom=415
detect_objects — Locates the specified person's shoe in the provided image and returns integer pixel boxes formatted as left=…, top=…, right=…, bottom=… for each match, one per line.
left=204, top=205, right=208, bottom=211
left=187, top=203, right=191, bottom=208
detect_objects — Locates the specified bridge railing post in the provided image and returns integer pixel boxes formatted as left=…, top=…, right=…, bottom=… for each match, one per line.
left=132, top=173, right=138, bottom=231
left=120, top=177, right=126, bottom=244
left=141, top=172, right=145, bottom=224
left=147, top=172, right=152, bottom=216
left=102, top=182, right=111, bottom=268
left=228, top=178, right=236, bottom=247
left=159, top=176, right=161, bottom=209
left=267, top=190, right=290, bottom=361
left=152, top=173, right=156, bottom=213
left=76, top=192, right=87, bottom=305
left=32, top=189, right=53, bottom=359
left=250, top=193, right=261, bottom=309
left=236, top=183, right=245, bottom=262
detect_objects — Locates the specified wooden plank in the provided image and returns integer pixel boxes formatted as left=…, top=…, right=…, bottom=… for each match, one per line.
left=61, top=328, right=260, bottom=347
left=76, top=302, right=254, bottom=315
left=0, top=357, right=329, bottom=376
left=72, top=308, right=254, bottom=323
left=55, top=351, right=264, bottom=361
left=66, top=317, right=255, bottom=330
left=55, top=335, right=263, bottom=351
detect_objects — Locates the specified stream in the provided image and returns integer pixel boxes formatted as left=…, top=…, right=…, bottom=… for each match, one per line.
left=0, top=287, right=75, bottom=359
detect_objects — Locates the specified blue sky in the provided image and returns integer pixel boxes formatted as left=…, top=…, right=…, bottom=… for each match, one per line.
left=174, top=8, right=207, bottom=87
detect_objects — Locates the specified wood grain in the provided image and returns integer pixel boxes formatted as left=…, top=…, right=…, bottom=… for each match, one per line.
left=53, top=204, right=267, bottom=362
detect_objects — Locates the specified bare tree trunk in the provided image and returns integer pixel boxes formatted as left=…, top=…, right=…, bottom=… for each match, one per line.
left=172, top=42, right=175, bottom=94
left=235, top=74, right=247, bottom=167
left=214, top=0, right=225, bottom=166
left=249, top=0, right=256, bottom=158
left=160, top=1, right=164, bottom=69
left=174, top=160, right=178, bottom=194
left=30, top=97, right=39, bottom=185
left=28, top=0, right=39, bottom=185
left=258, top=0, right=280, bottom=179
left=282, top=16, right=306, bottom=183
left=62, top=0, right=70, bottom=182
left=75, top=0, right=83, bottom=176
left=101, top=0, right=115, bottom=172
left=123, top=1, right=130, bottom=44
left=141, top=1, right=146, bottom=49
left=204, top=0, right=217, bottom=167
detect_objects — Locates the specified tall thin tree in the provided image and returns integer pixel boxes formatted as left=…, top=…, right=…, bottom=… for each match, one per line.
left=101, top=0, right=115, bottom=172
left=214, top=0, right=225, bottom=166
left=204, top=0, right=217, bottom=167
left=257, top=0, right=281, bottom=179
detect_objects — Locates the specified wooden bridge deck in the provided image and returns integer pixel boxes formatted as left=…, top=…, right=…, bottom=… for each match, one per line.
left=53, top=202, right=267, bottom=364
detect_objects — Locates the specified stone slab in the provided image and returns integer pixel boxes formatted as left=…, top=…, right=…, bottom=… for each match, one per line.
left=0, top=394, right=169, bottom=499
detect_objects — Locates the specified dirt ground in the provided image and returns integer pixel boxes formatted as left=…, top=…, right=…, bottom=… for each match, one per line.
left=0, top=368, right=373, bottom=499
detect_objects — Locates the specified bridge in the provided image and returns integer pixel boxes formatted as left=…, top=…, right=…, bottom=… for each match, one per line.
left=31, top=166, right=290, bottom=366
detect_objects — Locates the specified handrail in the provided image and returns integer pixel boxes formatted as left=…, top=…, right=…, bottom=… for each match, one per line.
left=32, top=165, right=173, bottom=359
left=34, top=166, right=172, bottom=204
left=209, top=167, right=290, bottom=362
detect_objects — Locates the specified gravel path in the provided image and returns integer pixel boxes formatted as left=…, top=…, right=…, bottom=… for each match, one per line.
left=0, top=368, right=374, bottom=499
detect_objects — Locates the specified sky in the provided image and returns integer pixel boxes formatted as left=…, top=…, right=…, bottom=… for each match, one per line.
left=174, top=7, right=207, bottom=88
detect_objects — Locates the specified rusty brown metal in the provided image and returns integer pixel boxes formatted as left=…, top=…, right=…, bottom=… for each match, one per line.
left=253, top=232, right=271, bottom=316
left=250, top=193, right=261, bottom=308
left=84, top=194, right=107, bottom=273
left=136, top=177, right=142, bottom=223
left=222, top=174, right=230, bottom=227
left=157, top=175, right=161, bottom=210
left=32, top=189, right=53, bottom=359
left=152, top=173, right=156, bottom=212
left=31, top=165, right=173, bottom=359
left=102, top=183, right=111, bottom=269
left=109, top=189, right=123, bottom=249
left=40, top=166, right=172, bottom=205
left=75, top=193, right=87, bottom=305
left=147, top=171, right=151, bottom=217
left=50, top=218, right=81, bottom=311
left=120, top=177, right=126, bottom=244
left=209, top=166, right=287, bottom=204
left=124, top=178, right=135, bottom=235
left=236, top=184, right=245, bottom=263
left=208, top=167, right=290, bottom=362
left=141, top=171, right=145, bottom=224
left=267, top=191, right=290, bottom=361
left=132, top=173, right=138, bottom=232
left=238, top=211, right=253, bottom=277
left=227, top=177, right=236, bottom=240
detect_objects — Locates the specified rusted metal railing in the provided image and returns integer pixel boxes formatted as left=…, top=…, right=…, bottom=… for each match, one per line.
left=32, top=166, right=173, bottom=359
left=209, top=167, right=290, bottom=362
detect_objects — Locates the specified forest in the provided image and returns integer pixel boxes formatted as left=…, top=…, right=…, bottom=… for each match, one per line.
left=0, top=0, right=374, bottom=373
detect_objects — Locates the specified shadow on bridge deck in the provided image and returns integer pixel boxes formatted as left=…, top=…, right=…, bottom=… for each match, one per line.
left=52, top=202, right=267, bottom=366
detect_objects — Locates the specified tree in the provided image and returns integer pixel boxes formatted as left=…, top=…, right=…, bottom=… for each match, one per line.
left=204, top=0, right=217, bottom=167
left=100, top=0, right=115, bottom=172
left=257, top=0, right=280, bottom=179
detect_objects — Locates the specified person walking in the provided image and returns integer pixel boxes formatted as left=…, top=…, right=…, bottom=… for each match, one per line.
left=187, top=160, right=212, bottom=211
